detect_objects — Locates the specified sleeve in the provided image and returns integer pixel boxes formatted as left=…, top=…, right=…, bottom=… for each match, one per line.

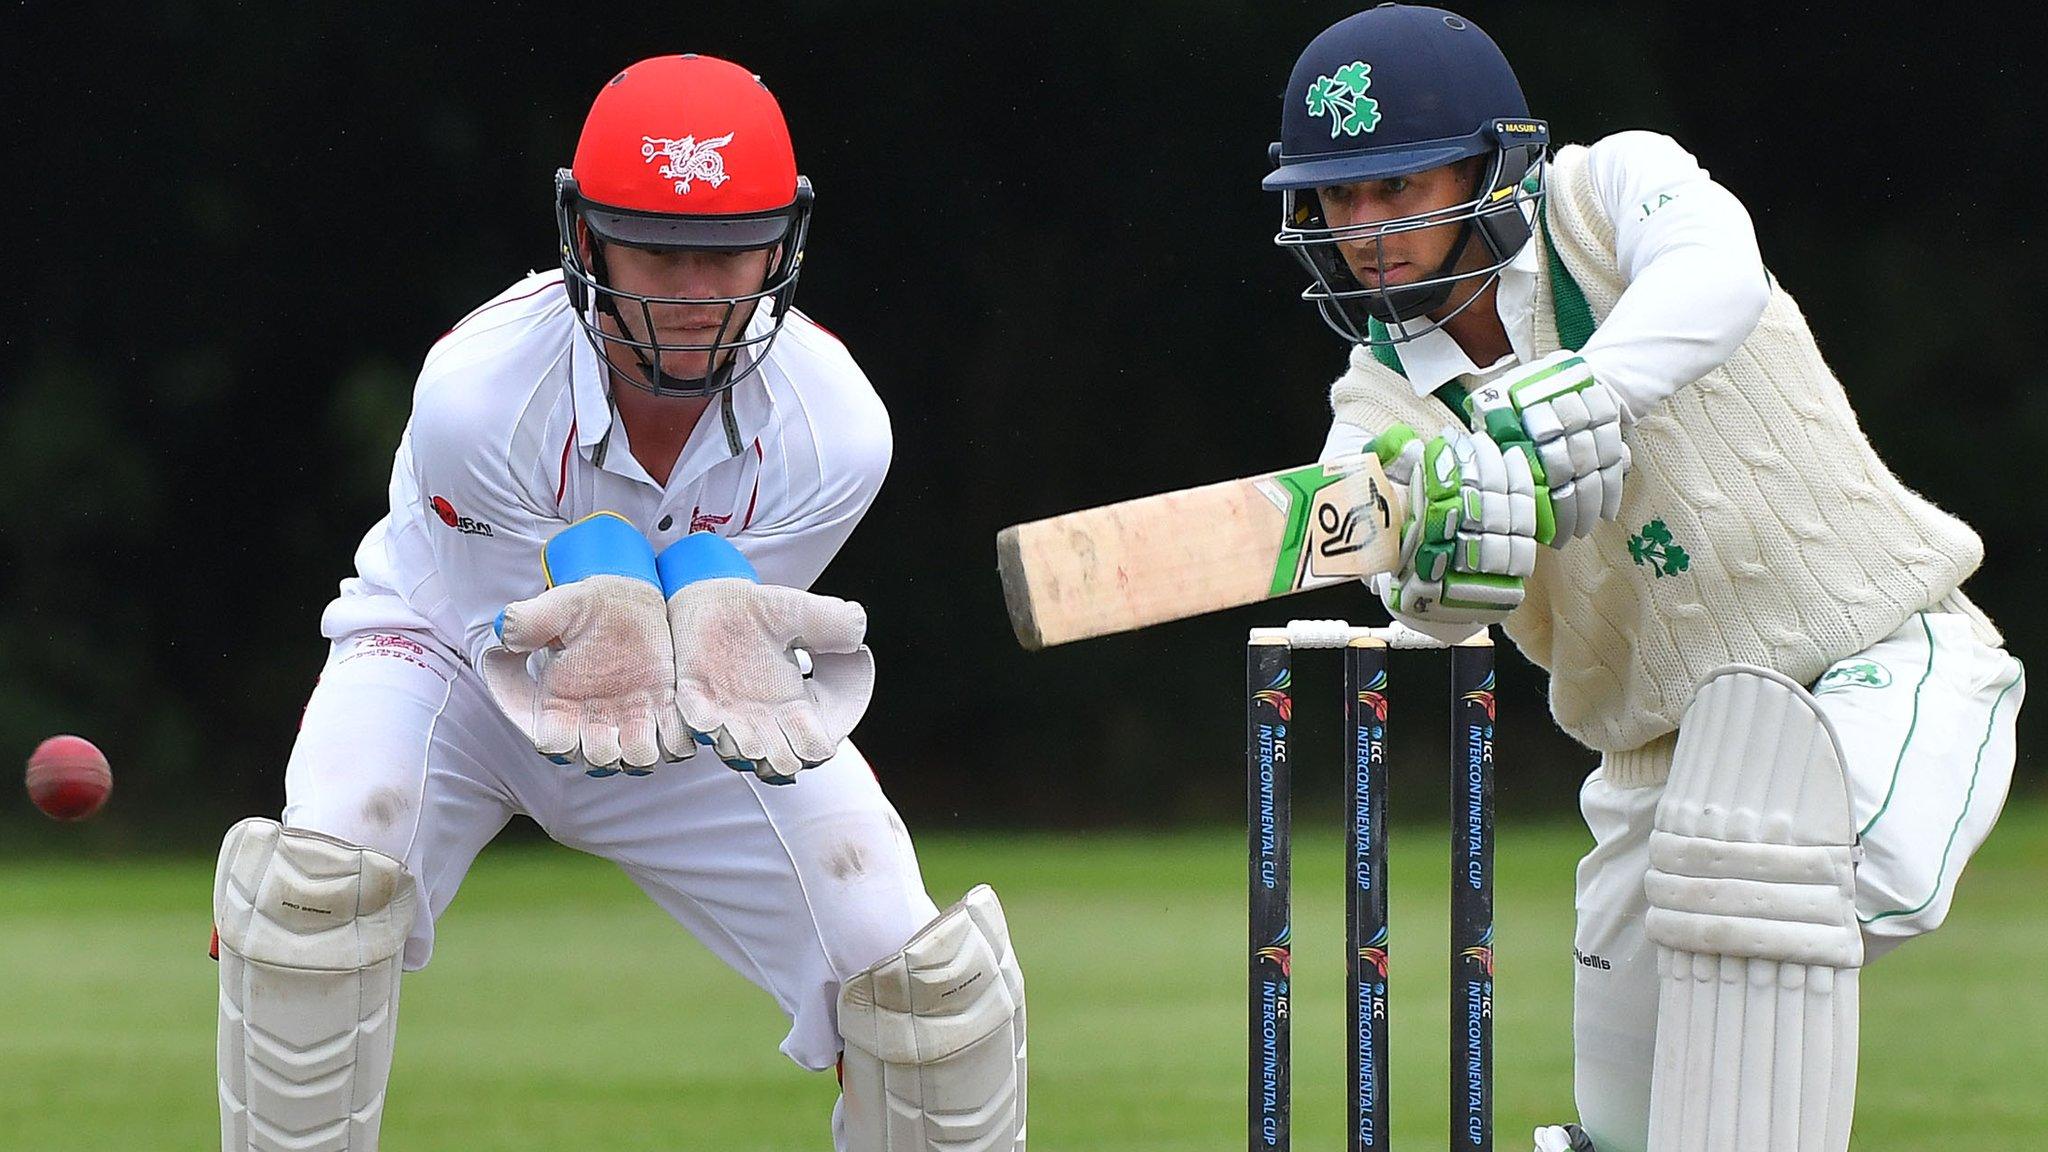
left=406, top=382, right=569, bottom=668
left=731, top=381, right=892, bottom=591
left=1576, top=131, right=1773, bottom=419
left=1321, top=420, right=1376, bottom=464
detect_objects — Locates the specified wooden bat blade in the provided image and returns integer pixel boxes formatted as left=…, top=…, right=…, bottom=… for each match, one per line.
left=996, top=453, right=1404, bottom=650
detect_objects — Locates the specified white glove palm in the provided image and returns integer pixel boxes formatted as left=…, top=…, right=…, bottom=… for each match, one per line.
left=667, top=579, right=876, bottom=785
left=481, top=574, right=692, bottom=774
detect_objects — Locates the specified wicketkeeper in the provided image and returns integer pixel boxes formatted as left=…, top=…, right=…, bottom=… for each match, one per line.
left=211, top=55, right=1026, bottom=1152
left=1264, top=8, right=2022, bottom=1151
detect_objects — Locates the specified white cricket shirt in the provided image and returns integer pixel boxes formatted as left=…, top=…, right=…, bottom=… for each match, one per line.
left=321, top=270, right=891, bottom=669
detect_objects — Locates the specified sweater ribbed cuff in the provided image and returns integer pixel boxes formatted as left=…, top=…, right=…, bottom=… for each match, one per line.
left=1601, top=733, right=1678, bottom=790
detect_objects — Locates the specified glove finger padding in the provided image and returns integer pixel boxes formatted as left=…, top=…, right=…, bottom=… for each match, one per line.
left=655, top=705, right=695, bottom=763
left=1501, top=444, right=1541, bottom=546
left=582, top=719, right=623, bottom=772
left=1599, top=456, right=1628, bottom=521
left=1368, top=423, right=1425, bottom=487
left=1404, top=432, right=1466, bottom=583
left=534, top=692, right=583, bottom=759
left=723, top=711, right=803, bottom=784
left=616, top=707, right=661, bottom=771
left=716, top=649, right=871, bottom=775
left=777, top=705, right=839, bottom=769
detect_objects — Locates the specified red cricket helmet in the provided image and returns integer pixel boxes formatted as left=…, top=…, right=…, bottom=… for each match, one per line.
left=556, top=55, right=815, bottom=396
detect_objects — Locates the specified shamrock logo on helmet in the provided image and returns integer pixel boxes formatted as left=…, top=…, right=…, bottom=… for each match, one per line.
left=1305, top=60, right=1383, bottom=138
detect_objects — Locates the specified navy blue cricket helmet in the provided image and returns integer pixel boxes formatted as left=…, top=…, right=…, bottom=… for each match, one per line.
left=1266, top=4, right=1549, bottom=344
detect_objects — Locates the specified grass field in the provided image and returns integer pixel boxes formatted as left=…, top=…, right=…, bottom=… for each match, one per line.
left=4, top=802, right=2044, bottom=1150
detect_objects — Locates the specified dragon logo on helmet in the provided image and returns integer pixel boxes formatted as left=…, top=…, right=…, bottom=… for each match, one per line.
left=641, top=132, right=735, bottom=194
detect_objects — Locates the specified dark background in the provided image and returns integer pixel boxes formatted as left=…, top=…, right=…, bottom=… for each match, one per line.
left=5, top=2, right=2040, bottom=845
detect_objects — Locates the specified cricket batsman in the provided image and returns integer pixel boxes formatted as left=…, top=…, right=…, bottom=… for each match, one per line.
left=1264, top=7, right=2022, bottom=1150
left=211, top=55, right=1025, bottom=1151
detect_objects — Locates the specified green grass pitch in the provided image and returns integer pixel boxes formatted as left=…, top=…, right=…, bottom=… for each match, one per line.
left=3, top=802, right=2044, bottom=1149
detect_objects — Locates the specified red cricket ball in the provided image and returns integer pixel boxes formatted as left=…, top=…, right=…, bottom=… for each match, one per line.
left=25, top=735, right=112, bottom=822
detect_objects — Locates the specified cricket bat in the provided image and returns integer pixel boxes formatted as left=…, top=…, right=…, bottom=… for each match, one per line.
left=996, top=453, right=1405, bottom=650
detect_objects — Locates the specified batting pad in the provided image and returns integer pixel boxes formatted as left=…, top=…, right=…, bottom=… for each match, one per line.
left=838, top=884, right=1025, bottom=1152
left=1645, top=666, right=1860, bottom=1152
left=215, top=817, right=416, bottom=1152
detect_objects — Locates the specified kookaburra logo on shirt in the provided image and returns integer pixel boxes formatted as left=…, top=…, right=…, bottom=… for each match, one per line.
left=641, top=133, right=735, bottom=194
left=429, top=495, right=495, bottom=537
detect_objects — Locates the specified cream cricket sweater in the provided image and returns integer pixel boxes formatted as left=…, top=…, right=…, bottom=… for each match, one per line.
left=1329, top=144, right=1995, bottom=785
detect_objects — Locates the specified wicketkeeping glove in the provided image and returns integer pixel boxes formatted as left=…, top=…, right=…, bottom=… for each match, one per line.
left=1465, top=350, right=1629, bottom=544
left=658, top=534, right=876, bottom=786
left=481, top=513, right=693, bottom=775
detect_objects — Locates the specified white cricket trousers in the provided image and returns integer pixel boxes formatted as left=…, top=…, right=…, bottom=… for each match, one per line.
left=1570, top=608, right=2024, bottom=1152
left=280, top=628, right=941, bottom=1076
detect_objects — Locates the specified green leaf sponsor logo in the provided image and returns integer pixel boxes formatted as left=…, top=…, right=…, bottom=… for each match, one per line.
left=1815, top=660, right=1893, bottom=693
left=1305, top=61, right=1382, bottom=138
left=1626, top=519, right=1690, bottom=578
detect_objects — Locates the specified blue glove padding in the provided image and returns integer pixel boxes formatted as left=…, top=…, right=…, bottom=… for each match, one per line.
left=542, top=511, right=661, bottom=588
left=656, top=530, right=760, bottom=595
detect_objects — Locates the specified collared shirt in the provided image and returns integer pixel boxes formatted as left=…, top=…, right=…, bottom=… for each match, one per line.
left=322, top=270, right=890, bottom=668
left=1323, top=130, right=1768, bottom=460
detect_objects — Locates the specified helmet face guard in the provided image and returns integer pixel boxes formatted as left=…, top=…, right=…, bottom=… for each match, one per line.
left=1274, top=137, right=1546, bottom=347
left=556, top=171, right=813, bottom=398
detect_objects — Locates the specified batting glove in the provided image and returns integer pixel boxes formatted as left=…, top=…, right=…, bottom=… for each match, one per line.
left=1465, top=350, right=1629, bottom=545
left=1372, top=423, right=1548, bottom=629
